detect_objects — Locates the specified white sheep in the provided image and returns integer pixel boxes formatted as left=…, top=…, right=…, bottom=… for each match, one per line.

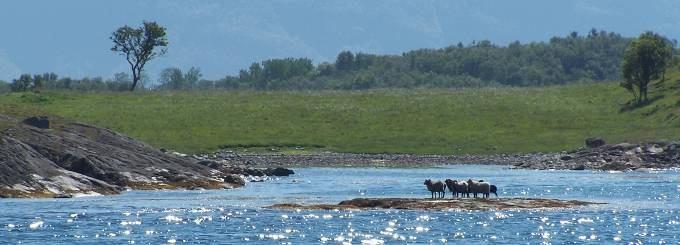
left=467, top=179, right=491, bottom=198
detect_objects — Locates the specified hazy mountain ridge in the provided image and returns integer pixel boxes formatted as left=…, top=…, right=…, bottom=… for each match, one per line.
left=2, top=1, right=680, bottom=81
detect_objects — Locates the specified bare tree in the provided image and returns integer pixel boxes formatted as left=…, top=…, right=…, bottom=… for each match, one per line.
left=111, top=21, right=168, bottom=91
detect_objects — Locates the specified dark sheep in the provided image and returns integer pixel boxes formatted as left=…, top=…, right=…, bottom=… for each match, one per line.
left=490, top=185, right=498, bottom=197
left=424, top=179, right=446, bottom=199
left=445, top=179, right=469, bottom=198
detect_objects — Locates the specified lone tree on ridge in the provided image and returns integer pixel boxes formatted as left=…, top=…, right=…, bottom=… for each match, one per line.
left=110, top=21, right=168, bottom=91
left=621, top=31, right=672, bottom=104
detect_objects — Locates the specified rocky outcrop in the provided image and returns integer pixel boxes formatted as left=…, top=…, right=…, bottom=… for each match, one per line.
left=514, top=141, right=680, bottom=170
left=22, top=116, right=50, bottom=129
left=0, top=115, right=293, bottom=198
left=267, top=198, right=604, bottom=211
left=196, top=160, right=294, bottom=177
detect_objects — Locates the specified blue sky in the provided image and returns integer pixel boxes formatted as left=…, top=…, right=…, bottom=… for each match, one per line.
left=1, top=0, right=679, bottom=81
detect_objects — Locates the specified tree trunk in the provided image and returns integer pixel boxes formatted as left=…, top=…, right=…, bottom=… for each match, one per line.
left=130, top=72, right=139, bottom=91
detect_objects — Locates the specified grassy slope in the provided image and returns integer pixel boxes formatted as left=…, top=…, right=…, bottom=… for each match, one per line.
left=0, top=78, right=678, bottom=155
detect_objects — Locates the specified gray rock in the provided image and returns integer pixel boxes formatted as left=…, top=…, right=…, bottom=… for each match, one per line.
left=1, top=114, right=248, bottom=198
left=585, top=137, right=606, bottom=148
left=22, top=116, right=50, bottom=129
left=646, top=145, right=664, bottom=154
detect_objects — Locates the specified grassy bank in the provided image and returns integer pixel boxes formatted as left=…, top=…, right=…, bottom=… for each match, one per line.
left=0, top=79, right=678, bottom=154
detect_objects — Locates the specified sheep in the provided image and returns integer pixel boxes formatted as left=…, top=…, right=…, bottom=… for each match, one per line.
left=445, top=179, right=469, bottom=198
left=478, top=180, right=498, bottom=198
left=490, top=185, right=498, bottom=197
left=424, top=179, right=446, bottom=199
left=467, top=179, right=491, bottom=198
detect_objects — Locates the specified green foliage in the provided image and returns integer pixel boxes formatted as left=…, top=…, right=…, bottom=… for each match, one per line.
left=1, top=81, right=678, bottom=154
left=9, top=72, right=138, bottom=92
left=158, top=67, right=183, bottom=90
left=236, top=58, right=314, bottom=90
left=111, top=21, right=168, bottom=91
left=11, top=74, right=33, bottom=92
left=621, top=31, right=673, bottom=104
left=157, top=67, right=203, bottom=90
left=213, top=29, right=631, bottom=90
left=335, top=51, right=355, bottom=72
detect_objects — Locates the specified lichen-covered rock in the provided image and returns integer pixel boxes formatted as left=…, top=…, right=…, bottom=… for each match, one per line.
left=1, top=114, right=263, bottom=198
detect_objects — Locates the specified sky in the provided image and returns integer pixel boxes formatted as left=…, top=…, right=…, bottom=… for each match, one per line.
left=1, top=0, right=680, bottom=82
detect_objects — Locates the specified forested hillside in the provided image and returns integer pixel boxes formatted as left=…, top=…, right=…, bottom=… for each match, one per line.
left=2, top=29, right=633, bottom=92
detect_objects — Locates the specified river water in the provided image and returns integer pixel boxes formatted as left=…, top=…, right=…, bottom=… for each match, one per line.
left=1, top=165, right=679, bottom=244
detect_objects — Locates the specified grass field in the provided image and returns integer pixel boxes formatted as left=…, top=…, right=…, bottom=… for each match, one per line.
left=1, top=77, right=679, bottom=155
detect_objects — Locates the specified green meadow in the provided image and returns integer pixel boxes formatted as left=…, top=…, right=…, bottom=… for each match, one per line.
left=0, top=78, right=678, bottom=155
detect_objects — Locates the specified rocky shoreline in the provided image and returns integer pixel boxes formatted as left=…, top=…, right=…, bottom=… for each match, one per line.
left=0, top=115, right=294, bottom=198
left=267, top=198, right=605, bottom=211
left=194, top=138, right=680, bottom=171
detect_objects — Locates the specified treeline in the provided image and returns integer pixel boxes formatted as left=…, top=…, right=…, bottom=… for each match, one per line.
left=3, top=72, right=137, bottom=92
left=2, top=29, right=640, bottom=92
left=231, top=29, right=633, bottom=90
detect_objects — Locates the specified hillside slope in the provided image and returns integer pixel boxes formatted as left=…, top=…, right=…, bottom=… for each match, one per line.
left=0, top=79, right=678, bottom=155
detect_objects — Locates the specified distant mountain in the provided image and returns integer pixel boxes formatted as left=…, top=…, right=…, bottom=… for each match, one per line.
left=1, top=0, right=679, bottom=81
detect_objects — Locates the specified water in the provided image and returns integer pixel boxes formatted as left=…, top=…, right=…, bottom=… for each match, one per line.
left=1, top=165, right=679, bottom=244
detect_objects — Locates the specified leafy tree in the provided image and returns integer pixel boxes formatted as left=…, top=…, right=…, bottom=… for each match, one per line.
left=110, top=21, right=168, bottom=91
left=106, top=72, right=133, bottom=91
left=184, top=67, right=202, bottom=89
left=621, top=31, right=672, bottom=104
left=158, top=67, right=184, bottom=90
left=248, top=63, right=264, bottom=89
left=11, top=74, right=33, bottom=92
left=317, top=62, right=334, bottom=76
left=336, top=51, right=355, bottom=72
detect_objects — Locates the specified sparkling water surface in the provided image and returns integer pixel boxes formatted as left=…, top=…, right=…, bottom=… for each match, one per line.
left=1, top=165, right=679, bottom=244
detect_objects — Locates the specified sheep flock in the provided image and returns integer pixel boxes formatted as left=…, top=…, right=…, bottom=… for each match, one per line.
left=424, top=179, right=498, bottom=199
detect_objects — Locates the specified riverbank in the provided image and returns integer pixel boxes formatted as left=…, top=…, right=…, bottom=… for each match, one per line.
left=194, top=139, right=680, bottom=170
